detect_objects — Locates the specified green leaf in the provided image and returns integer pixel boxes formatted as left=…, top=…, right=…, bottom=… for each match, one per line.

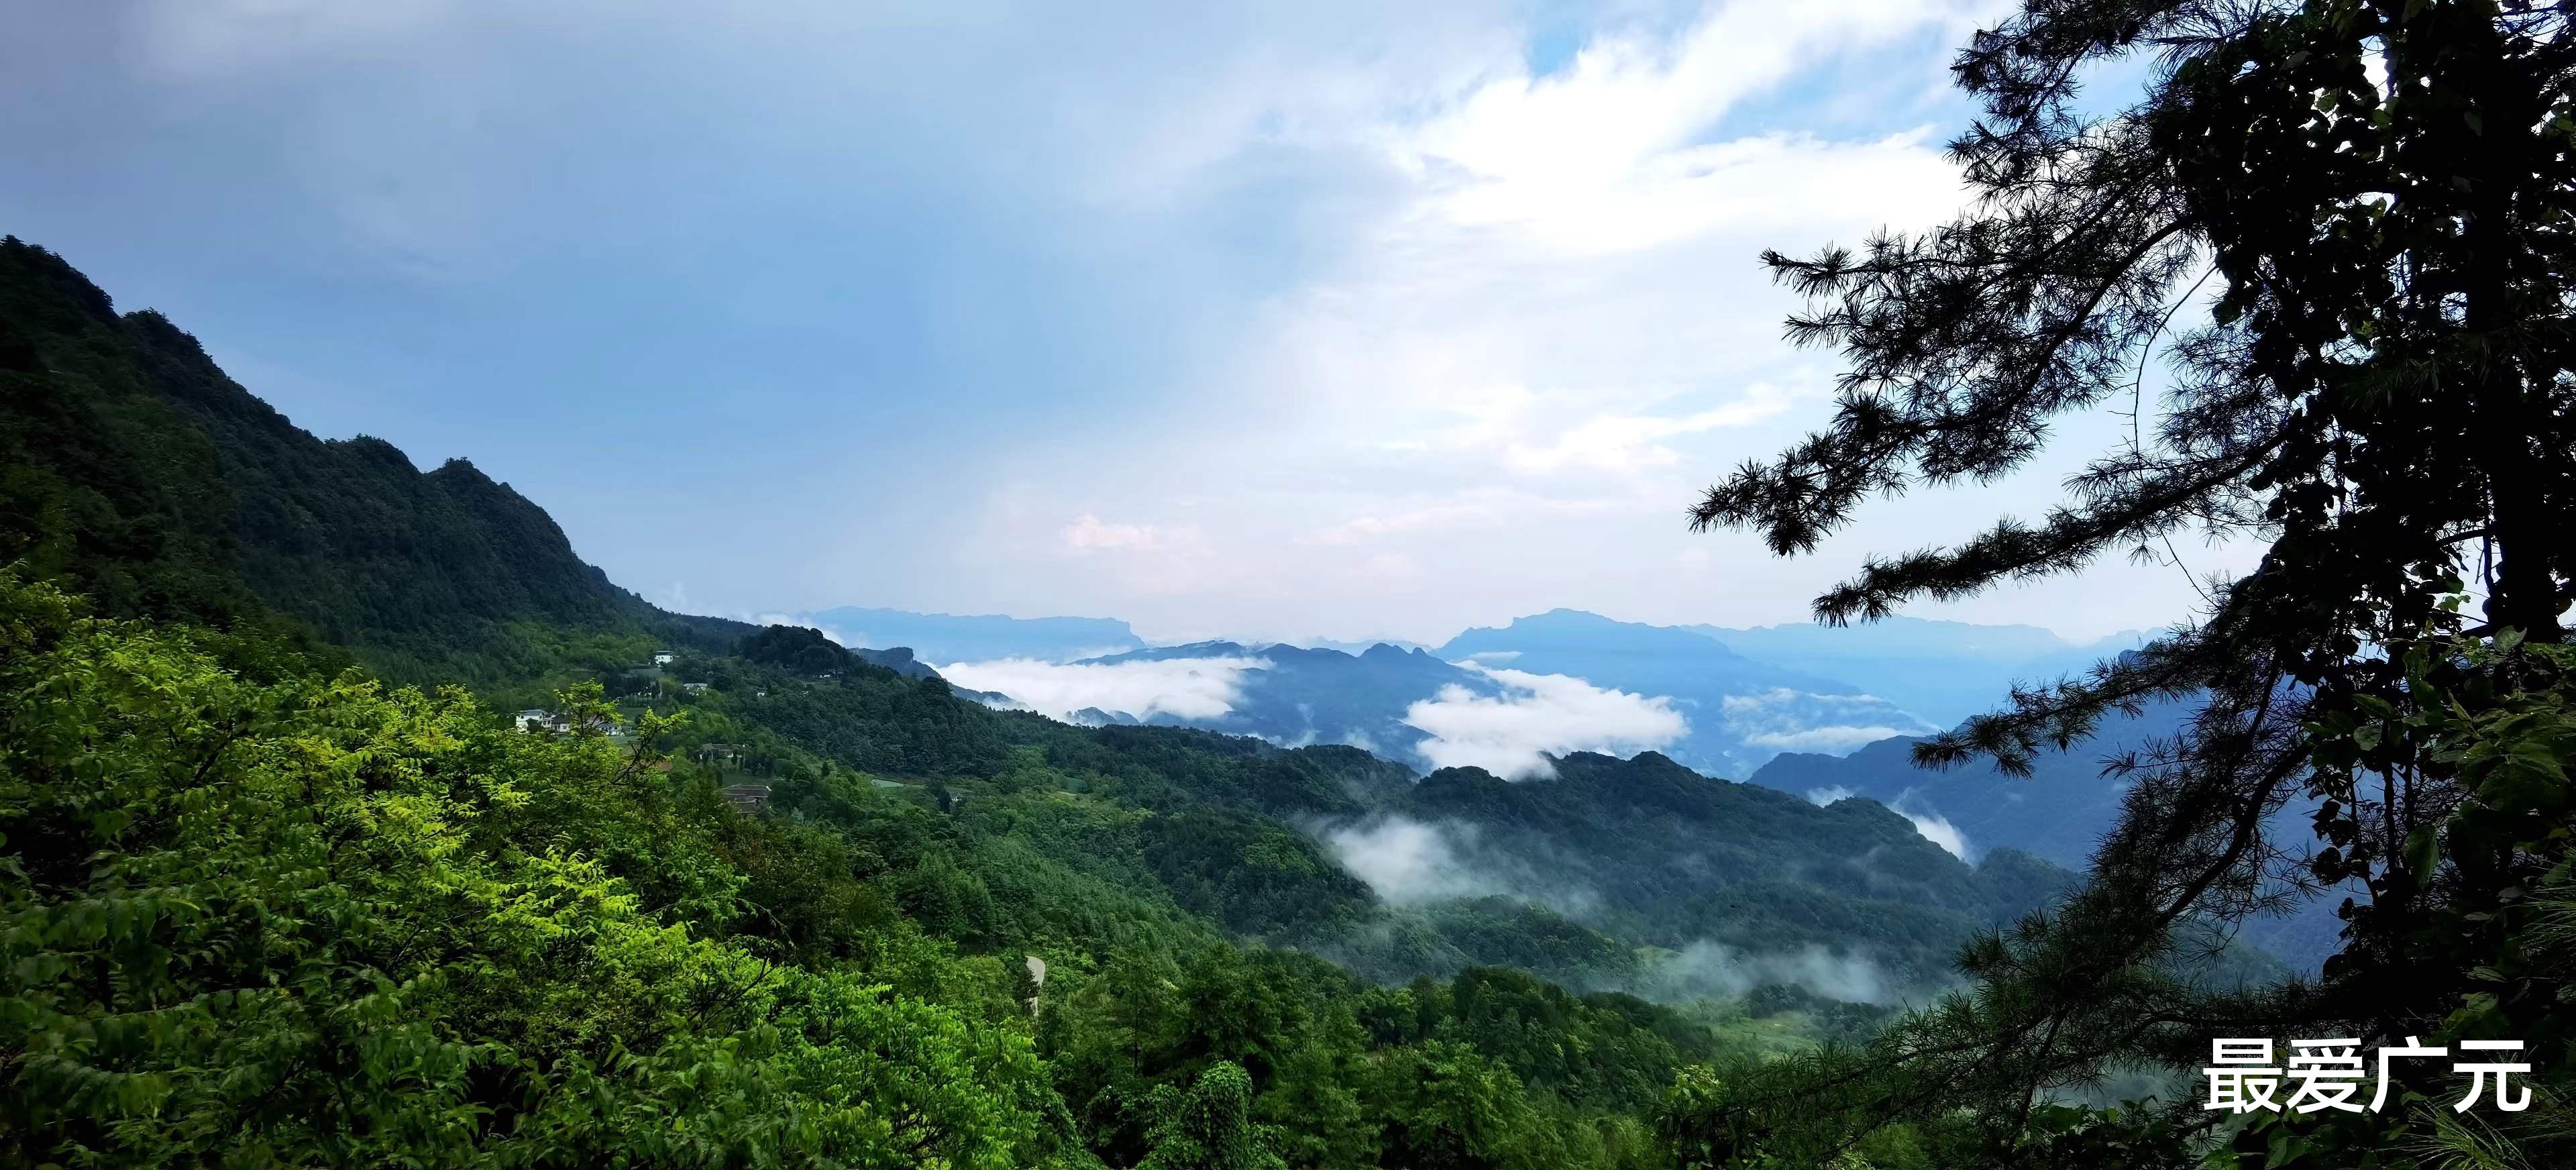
left=2406, top=826, right=2442, bottom=878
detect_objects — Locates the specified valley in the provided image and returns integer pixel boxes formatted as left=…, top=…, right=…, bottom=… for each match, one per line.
left=0, top=237, right=2243, bottom=1167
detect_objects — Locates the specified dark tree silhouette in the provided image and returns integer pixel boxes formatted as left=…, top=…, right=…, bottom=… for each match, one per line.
left=1684, top=1, right=2576, bottom=1163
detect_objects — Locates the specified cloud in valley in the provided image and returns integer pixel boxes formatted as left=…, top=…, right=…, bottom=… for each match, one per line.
left=1900, top=808, right=1970, bottom=860
left=1802, top=781, right=1972, bottom=860
left=1644, top=941, right=1894, bottom=1004
left=1323, top=817, right=1500, bottom=905
left=1813, top=788, right=1968, bottom=861
left=936, top=655, right=1268, bottom=722
left=1403, top=663, right=1686, bottom=779
left=1880, top=787, right=1973, bottom=861
left=1321, top=814, right=1599, bottom=918
left=1722, top=688, right=1934, bottom=756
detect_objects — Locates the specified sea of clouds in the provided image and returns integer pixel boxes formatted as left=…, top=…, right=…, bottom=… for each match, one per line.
left=936, top=654, right=1270, bottom=721
left=1400, top=663, right=1687, bottom=779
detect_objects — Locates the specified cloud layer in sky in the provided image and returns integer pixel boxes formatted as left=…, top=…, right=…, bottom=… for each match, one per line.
left=0, top=0, right=2250, bottom=644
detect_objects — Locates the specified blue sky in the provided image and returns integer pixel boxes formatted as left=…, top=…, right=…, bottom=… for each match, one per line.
left=1, top=0, right=2249, bottom=644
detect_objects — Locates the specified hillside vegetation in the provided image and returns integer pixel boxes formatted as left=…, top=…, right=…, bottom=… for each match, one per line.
left=0, top=235, right=745, bottom=685
left=2, top=240, right=2101, bottom=1167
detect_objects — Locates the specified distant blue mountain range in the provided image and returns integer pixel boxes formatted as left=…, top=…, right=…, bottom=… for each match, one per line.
left=802, top=602, right=2145, bottom=780
left=1073, top=640, right=1491, bottom=757
left=1431, top=608, right=1936, bottom=777
left=1748, top=700, right=2349, bottom=974
left=800, top=605, right=1144, bottom=664
left=1057, top=615, right=2363, bottom=967
left=1688, top=617, right=2148, bottom=727
left=805, top=599, right=2338, bottom=970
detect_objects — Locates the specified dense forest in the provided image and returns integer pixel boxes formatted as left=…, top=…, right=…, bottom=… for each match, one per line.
left=8, top=0, right=2576, bottom=1166
left=1, top=238, right=2092, bottom=1167
left=0, top=233, right=745, bottom=686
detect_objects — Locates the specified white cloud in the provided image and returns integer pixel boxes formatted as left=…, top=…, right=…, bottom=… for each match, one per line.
left=1305, top=494, right=1511, bottom=546
left=1403, top=663, right=1687, bottom=779
left=1901, top=808, right=1970, bottom=861
left=1501, top=383, right=1800, bottom=473
left=1049, top=511, right=1224, bottom=597
left=1800, top=782, right=1968, bottom=859
left=934, top=655, right=1268, bottom=722
left=1648, top=940, right=1893, bottom=1004
left=1323, top=817, right=1497, bottom=905
left=1744, top=725, right=1919, bottom=753
left=1395, top=1, right=1986, bottom=254
left=1063, top=513, right=1195, bottom=553
left=54, top=0, right=2246, bottom=645
left=1320, top=812, right=1600, bottom=917
left=1299, top=486, right=1638, bottom=552
left=1879, top=786, right=1972, bottom=860
left=908, top=1, right=2089, bottom=645
left=1721, top=688, right=1933, bottom=758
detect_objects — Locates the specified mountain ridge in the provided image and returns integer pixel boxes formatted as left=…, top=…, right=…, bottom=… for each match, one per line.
left=0, top=235, right=2112, bottom=1002
left=0, top=235, right=751, bottom=683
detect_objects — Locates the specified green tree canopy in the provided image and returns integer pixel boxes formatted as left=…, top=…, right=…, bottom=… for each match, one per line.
left=0, top=573, right=1081, bottom=1167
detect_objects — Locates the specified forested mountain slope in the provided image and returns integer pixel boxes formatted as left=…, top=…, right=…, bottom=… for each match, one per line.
left=1692, top=616, right=2144, bottom=728
left=0, top=236, right=745, bottom=682
left=669, top=641, right=2102, bottom=994
left=1377, top=753, right=2076, bottom=986
left=0, top=237, right=2174, bottom=1167
left=1749, top=700, right=2351, bottom=974
left=1748, top=703, right=2201, bottom=872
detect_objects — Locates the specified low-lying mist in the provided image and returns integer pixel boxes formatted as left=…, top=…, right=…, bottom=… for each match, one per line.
left=936, top=653, right=1269, bottom=721
left=1805, top=784, right=1974, bottom=861
left=1322, top=814, right=1597, bottom=918
left=1632, top=941, right=1892, bottom=1005
left=1320, top=812, right=1911, bottom=1009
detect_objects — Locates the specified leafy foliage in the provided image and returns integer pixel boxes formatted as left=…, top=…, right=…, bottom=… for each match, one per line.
left=1675, top=1, right=2576, bottom=1164
left=0, top=574, right=1080, bottom=1167
left=0, top=234, right=2247, bottom=1167
left=0, top=235, right=746, bottom=684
